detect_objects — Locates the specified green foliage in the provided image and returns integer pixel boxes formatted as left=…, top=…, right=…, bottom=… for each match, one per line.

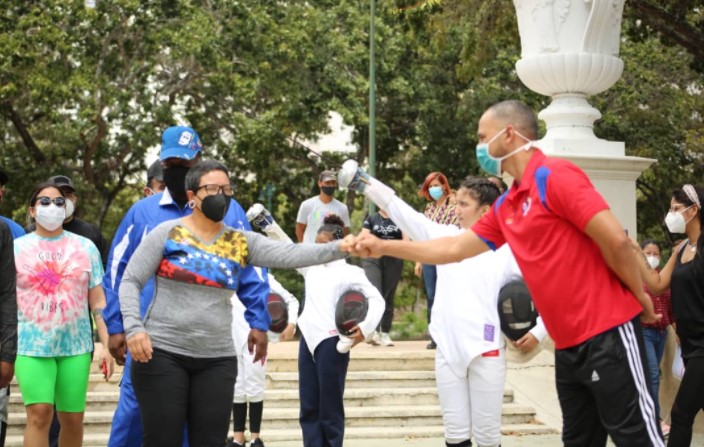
left=394, top=260, right=426, bottom=308
left=391, top=310, right=429, bottom=340
left=1, top=1, right=183, bottom=230
left=626, top=0, right=704, bottom=73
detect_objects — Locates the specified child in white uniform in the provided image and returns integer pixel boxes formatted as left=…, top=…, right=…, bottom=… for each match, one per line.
left=341, top=171, right=546, bottom=447
left=245, top=211, right=384, bottom=447
left=228, top=271, right=299, bottom=447
left=245, top=206, right=371, bottom=354
left=297, top=215, right=384, bottom=447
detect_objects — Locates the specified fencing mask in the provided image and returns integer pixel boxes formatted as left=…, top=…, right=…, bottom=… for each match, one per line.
left=335, top=289, right=368, bottom=336
left=498, top=279, right=538, bottom=341
left=267, top=293, right=289, bottom=334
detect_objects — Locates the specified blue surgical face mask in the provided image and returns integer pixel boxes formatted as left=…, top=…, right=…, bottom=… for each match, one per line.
left=475, top=128, right=532, bottom=176
left=429, top=186, right=444, bottom=201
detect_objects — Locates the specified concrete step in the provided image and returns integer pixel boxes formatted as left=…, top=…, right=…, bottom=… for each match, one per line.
left=6, top=403, right=536, bottom=435
left=260, top=424, right=558, bottom=442
left=5, top=342, right=553, bottom=445
left=249, top=388, right=514, bottom=408
left=8, top=392, right=120, bottom=414
left=11, top=370, right=439, bottom=395
left=267, top=370, right=436, bottom=389
left=266, top=350, right=434, bottom=373
left=266, top=388, right=443, bottom=408
left=257, top=404, right=536, bottom=430
left=8, top=388, right=515, bottom=412
left=5, top=432, right=110, bottom=447
left=50, top=343, right=435, bottom=374
left=3, top=424, right=558, bottom=447
left=7, top=411, right=115, bottom=435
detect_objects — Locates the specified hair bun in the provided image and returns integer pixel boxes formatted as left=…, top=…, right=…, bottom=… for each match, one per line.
left=323, top=214, right=345, bottom=227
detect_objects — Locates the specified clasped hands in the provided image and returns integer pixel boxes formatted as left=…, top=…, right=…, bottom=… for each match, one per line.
left=339, top=233, right=385, bottom=258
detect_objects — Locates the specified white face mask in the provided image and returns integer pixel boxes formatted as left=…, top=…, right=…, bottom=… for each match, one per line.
left=645, top=255, right=660, bottom=269
left=64, top=199, right=75, bottom=219
left=664, top=205, right=692, bottom=234
left=35, top=204, right=66, bottom=231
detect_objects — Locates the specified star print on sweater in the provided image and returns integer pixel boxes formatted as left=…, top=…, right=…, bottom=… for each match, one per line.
left=156, top=225, right=248, bottom=290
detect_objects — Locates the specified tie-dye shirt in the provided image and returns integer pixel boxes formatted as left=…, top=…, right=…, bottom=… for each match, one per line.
left=14, top=231, right=103, bottom=357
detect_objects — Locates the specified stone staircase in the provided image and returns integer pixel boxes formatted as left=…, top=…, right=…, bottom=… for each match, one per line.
left=5, top=342, right=555, bottom=445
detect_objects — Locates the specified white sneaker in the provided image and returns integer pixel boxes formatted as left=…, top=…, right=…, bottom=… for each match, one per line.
left=379, top=332, right=394, bottom=347
left=336, top=337, right=354, bottom=354
left=367, top=331, right=381, bottom=346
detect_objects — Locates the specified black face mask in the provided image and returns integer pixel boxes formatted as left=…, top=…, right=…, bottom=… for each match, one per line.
left=321, top=186, right=336, bottom=197
left=199, top=194, right=230, bottom=222
left=162, top=165, right=190, bottom=202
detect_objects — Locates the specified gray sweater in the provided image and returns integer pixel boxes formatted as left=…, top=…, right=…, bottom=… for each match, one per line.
left=119, top=218, right=345, bottom=358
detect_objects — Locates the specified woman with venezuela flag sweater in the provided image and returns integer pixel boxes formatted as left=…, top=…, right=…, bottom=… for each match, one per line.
left=119, top=160, right=351, bottom=447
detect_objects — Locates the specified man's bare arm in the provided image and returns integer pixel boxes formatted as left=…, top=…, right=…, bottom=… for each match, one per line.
left=584, top=210, right=661, bottom=323
left=295, top=223, right=306, bottom=243
left=352, top=228, right=490, bottom=264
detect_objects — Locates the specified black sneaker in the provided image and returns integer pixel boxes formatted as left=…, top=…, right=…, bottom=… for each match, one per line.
left=426, top=340, right=437, bottom=349
left=250, top=439, right=265, bottom=447
left=226, top=438, right=244, bottom=447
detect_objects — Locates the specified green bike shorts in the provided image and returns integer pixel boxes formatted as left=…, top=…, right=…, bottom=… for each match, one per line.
left=15, top=353, right=91, bottom=412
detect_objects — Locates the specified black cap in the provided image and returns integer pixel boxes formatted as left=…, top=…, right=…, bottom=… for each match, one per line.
left=147, top=160, right=163, bottom=182
left=0, top=169, right=7, bottom=185
left=47, top=175, right=76, bottom=192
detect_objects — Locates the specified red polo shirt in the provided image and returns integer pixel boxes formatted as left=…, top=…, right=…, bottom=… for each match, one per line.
left=472, top=150, right=642, bottom=349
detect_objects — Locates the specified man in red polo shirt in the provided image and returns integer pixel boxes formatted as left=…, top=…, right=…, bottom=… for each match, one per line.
left=352, top=100, right=664, bottom=447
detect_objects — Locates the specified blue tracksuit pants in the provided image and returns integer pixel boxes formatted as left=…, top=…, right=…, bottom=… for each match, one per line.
left=108, top=354, right=144, bottom=447
left=298, top=336, right=350, bottom=447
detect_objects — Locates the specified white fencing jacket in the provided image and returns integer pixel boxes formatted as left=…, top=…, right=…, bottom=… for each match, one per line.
left=366, top=179, right=547, bottom=377
left=297, top=259, right=384, bottom=356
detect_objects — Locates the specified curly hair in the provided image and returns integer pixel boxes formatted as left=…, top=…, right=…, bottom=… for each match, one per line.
left=317, top=214, right=345, bottom=240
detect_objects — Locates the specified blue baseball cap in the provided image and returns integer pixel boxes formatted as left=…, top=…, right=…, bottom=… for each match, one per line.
left=160, top=126, right=203, bottom=161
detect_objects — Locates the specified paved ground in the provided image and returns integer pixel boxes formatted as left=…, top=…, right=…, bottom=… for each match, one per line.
left=265, top=340, right=704, bottom=446
left=266, top=433, right=704, bottom=446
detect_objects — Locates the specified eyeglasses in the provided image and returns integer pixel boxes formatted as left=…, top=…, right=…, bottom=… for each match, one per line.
left=36, top=196, right=66, bottom=207
left=196, top=184, right=234, bottom=196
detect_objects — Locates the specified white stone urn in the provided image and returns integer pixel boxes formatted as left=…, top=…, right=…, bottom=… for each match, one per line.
left=509, top=0, right=655, bottom=238
left=513, top=0, right=625, bottom=143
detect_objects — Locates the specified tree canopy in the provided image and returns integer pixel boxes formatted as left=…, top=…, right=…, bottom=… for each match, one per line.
left=1, top=0, right=701, bottom=257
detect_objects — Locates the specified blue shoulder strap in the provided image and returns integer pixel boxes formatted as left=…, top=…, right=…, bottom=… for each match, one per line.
left=493, top=191, right=509, bottom=216
left=534, top=166, right=552, bottom=212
